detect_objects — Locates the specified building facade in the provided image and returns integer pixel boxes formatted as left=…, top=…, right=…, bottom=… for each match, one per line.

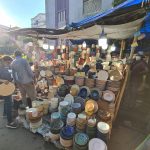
left=45, top=0, right=114, bottom=29
left=45, top=0, right=83, bottom=29
left=31, top=13, right=46, bottom=28
left=83, top=0, right=113, bottom=17
left=45, top=0, right=113, bottom=45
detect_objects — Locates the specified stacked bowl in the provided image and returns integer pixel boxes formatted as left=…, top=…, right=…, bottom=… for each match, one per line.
left=59, top=101, right=70, bottom=122
left=67, top=112, right=76, bottom=126
left=86, top=118, right=97, bottom=139
left=60, top=126, right=75, bottom=148
left=76, top=113, right=87, bottom=132
left=85, top=78, right=95, bottom=88
left=73, top=133, right=89, bottom=150
left=49, top=98, right=59, bottom=112
left=97, top=122, right=110, bottom=144
left=75, top=76, right=85, bottom=86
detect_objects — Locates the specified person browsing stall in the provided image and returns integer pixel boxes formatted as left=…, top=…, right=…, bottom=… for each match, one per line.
left=0, top=56, right=17, bottom=128
left=11, top=51, right=36, bottom=107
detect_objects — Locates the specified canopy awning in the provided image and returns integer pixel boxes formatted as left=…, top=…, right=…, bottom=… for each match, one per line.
left=10, top=0, right=149, bottom=40
left=70, top=0, right=148, bottom=29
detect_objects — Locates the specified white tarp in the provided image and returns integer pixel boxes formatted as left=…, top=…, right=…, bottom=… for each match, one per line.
left=19, top=17, right=145, bottom=40
left=58, top=17, right=145, bottom=40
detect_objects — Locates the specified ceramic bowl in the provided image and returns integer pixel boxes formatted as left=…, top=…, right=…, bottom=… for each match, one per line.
left=90, top=89, right=102, bottom=101
left=64, top=94, right=74, bottom=105
left=97, top=122, right=110, bottom=134
left=74, top=96, right=85, bottom=110
left=50, top=120, right=64, bottom=134
left=102, top=90, right=115, bottom=102
left=74, top=133, right=89, bottom=146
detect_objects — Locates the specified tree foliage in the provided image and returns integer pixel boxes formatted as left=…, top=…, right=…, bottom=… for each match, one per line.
left=113, top=0, right=126, bottom=6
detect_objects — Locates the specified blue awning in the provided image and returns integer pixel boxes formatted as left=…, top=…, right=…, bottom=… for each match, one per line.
left=71, top=0, right=145, bottom=28
left=141, top=13, right=150, bottom=33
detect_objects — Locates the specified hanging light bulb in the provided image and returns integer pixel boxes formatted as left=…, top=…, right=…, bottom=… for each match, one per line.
left=50, top=45, right=55, bottom=50
left=102, top=43, right=108, bottom=50
left=42, top=38, right=48, bottom=50
left=62, top=45, right=66, bottom=49
left=98, top=28, right=107, bottom=47
left=82, top=41, right=86, bottom=48
left=110, top=44, right=116, bottom=52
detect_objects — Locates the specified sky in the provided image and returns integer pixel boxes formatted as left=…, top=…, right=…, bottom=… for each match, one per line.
left=0, top=0, right=45, bottom=28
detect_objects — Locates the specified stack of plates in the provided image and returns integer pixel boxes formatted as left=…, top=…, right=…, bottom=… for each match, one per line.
left=97, top=122, right=110, bottom=144
left=86, top=119, right=97, bottom=139
left=75, top=77, right=85, bottom=86
left=108, top=102, right=115, bottom=114
left=95, top=79, right=107, bottom=91
left=50, top=120, right=64, bottom=134
left=106, top=80, right=121, bottom=92
left=51, top=112, right=61, bottom=123
left=30, top=118, right=42, bottom=129
left=64, top=75, right=75, bottom=85
left=97, top=110, right=111, bottom=122
left=74, top=96, right=86, bottom=110
left=71, top=103, right=82, bottom=114
left=59, top=101, right=70, bottom=122
left=64, top=94, right=74, bottom=105
left=43, top=100, right=49, bottom=115
left=60, top=126, right=75, bottom=148
left=67, top=112, right=76, bottom=126
left=89, top=138, right=107, bottom=150
left=97, top=70, right=109, bottom=81
left=76, top=113, right=87, bottom=132
left=85, top=78, right=95, bottom=88
left=102, top=90, right=115, bottom=102
left=49, top=98, right=59, bottom=111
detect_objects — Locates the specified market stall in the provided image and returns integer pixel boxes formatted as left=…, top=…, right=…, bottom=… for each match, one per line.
left=10, top=0, right=150, bottom=150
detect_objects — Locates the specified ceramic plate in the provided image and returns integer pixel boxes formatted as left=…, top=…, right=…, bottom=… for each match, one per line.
left=103, top=90, right=115, bottom=102
left=97, top=122, right=110, bottom=134
left=97, top=70, right=109, bottom=81
left=75, top=133, right=89, bottom=146
left=89, top=138, right=107, bottom=150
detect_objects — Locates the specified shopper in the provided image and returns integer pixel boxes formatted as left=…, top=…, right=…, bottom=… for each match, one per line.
left=11, top=51, right=36, bottom=107
left=0, top=56, right=17, bottom=128
left=129, top=52, right=149, bottom=108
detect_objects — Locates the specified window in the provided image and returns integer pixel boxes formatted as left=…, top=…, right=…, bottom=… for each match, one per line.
left=58, top=12, right=61, bottom=22
left=58, top=10, right=66, bottom=23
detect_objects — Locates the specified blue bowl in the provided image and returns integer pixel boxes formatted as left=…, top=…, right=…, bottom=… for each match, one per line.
left=60, top=126, right=75, bottom=140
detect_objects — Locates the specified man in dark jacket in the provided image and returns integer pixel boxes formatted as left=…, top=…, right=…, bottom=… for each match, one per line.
left=0, top=56, right=17, bottom=128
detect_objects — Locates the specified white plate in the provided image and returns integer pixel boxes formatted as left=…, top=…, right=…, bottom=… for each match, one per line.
left=103, top=90, right=115, bottom=102
left=89, top=138, right=107, bottom=150
left=97, top=122, right=110, bottom=134
left=97, top=70, right=109, bottom=81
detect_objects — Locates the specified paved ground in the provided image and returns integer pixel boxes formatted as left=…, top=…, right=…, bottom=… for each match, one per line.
left=0, top=83, right=150, bottom=150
